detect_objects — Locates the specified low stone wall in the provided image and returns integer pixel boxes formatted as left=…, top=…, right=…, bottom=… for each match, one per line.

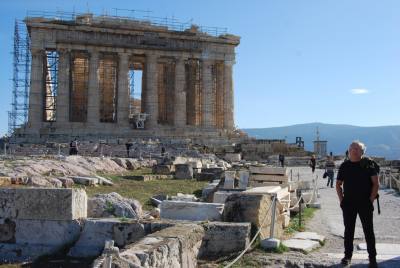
left=115, top=223, right=204, bottom=268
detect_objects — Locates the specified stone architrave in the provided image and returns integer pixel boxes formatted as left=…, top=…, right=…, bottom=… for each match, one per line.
left=145, top=53, right=158, bottom=128
left=27, top=48, right=45, bottom=130
left=87, top=49, right=100, bottom=125
left=56, top=48, right=70, bottom=124
left=117, top=52, right=130, bottom=127
left=174, top=57, right=186, bottom=127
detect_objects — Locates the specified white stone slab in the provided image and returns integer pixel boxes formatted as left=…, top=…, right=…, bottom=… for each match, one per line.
left=293, top=232, right=325, bottom=243
left=244, top=186, right=281, bottom=194
left=250, top=166, right=287, bottom=175
left=160, top=200, right=224, bottom=221
left=282, top=239, right=320, bottom=253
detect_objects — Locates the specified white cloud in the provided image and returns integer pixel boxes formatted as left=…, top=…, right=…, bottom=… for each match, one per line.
left=350, top=88, right=369, bottom=94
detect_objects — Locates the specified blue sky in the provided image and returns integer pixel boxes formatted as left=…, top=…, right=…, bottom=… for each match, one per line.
left=1, top=0, right=400, bottom=136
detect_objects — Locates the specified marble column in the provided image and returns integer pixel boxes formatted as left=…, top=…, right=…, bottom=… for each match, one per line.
left=202, top=59, right=214, bottom=127
left=223, top=60, right=234, bottom=130
left=87, top=49, right=100, bottom=125
left=28, top=48, right=45, bottom=130
left=145, top=53, right=158, bottom=129
left=56, top=48, right=70, bottom=124
left=117, top=52, right=130, bottom=127
left=174, top=57, right=186, bottom=127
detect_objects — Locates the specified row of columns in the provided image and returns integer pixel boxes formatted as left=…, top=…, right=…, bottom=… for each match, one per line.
left=28, top=49, right=234, bottom=131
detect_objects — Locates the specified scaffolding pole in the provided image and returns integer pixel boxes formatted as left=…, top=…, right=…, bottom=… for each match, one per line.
left=8, top=20, right=30, bottom=135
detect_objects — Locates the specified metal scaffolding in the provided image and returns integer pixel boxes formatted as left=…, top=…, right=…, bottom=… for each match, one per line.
left=8, top=20, right=30, bottom=135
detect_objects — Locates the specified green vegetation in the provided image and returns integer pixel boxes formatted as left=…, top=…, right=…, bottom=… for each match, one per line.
left=84, top=169, right=208, bottom=210
left=284, top=207, right=317, bottom=235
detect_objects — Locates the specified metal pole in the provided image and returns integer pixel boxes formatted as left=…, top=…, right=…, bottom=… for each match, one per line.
left=299, top=198, right=302, bottom=228
left=269, top=194, right=277, bottom=238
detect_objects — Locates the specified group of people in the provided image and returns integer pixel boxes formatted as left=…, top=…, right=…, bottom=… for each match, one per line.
left=310, top=141, right=379, bottom=267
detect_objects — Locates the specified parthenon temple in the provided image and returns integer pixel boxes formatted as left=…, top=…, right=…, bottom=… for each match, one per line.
left=17, top=13, right=240, bottom=141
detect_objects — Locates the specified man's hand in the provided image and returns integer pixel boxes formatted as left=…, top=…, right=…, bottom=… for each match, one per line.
left=336, top=180, right=344, bottom=203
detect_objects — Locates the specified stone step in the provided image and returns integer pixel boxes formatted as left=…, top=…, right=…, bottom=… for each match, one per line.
left=282, top=238, right=320, bottom=253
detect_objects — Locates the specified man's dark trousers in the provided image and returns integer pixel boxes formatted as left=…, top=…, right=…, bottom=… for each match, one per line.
left=342, top=202, right=377, bottom=260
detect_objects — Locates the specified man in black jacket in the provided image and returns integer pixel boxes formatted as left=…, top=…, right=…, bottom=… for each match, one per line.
left=336, top=141, right=379, bottom=268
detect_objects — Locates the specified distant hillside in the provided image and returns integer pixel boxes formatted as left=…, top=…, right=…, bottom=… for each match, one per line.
left=242, top=123, right=400, bottom=160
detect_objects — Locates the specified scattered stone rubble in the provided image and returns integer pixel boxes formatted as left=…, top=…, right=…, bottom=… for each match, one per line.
left=6, top=149, right=393, bottom=267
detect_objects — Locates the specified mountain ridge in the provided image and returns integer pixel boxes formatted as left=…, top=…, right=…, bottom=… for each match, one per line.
left=242, top=123, right=400, bottom=160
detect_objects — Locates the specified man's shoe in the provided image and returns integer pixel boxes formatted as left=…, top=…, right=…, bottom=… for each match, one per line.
left=369, top=259, right=378, bottom=268
left=341, top=257, right=351, bottom=267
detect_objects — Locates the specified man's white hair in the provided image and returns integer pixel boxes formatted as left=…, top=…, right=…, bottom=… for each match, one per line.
left=350, top=140, right=366, bottom=154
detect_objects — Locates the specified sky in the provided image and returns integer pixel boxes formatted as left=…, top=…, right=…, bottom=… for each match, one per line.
left=1, top=0, right=400, bottom=136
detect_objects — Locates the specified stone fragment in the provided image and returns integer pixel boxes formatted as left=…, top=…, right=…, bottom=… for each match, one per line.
left=282, top=238, right=320, bottom=253
left=0, top=188, right=17, bottom=219
left=160, top=201, right=224, bottom=221
left=57, top=177, right=75, bottom=188
left=224, top=153, right=241, bottom=163
left=152, top=164, right=174, bottom=175
left=70, top=176, right=98, bottom=186
left=198, top=222, right=250, bottom=259
left=117, top=224, right=204, bottom=268
left=175, top=164, right=193, bottom=179
left=260, top=238, right=280, bottom=250
left=213, top=191, right=236, bottom=204
left=68, top=219, right=145, bottom=258
left=293, top=232, right=325, bottom=244
left=87, top=192, right=142, bottom=219
left=0, top=177, right=12, bottom=186
left=15, top=188, right=87, bottom=220
left=223, top=193, right=283, bottom=240
left=224, top=171, right=236, bottom=189
left=238, top=170, right=249, bottom=189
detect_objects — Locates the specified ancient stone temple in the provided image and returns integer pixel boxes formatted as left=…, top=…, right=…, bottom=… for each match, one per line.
left=20, top=13, right=239, bottom=141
